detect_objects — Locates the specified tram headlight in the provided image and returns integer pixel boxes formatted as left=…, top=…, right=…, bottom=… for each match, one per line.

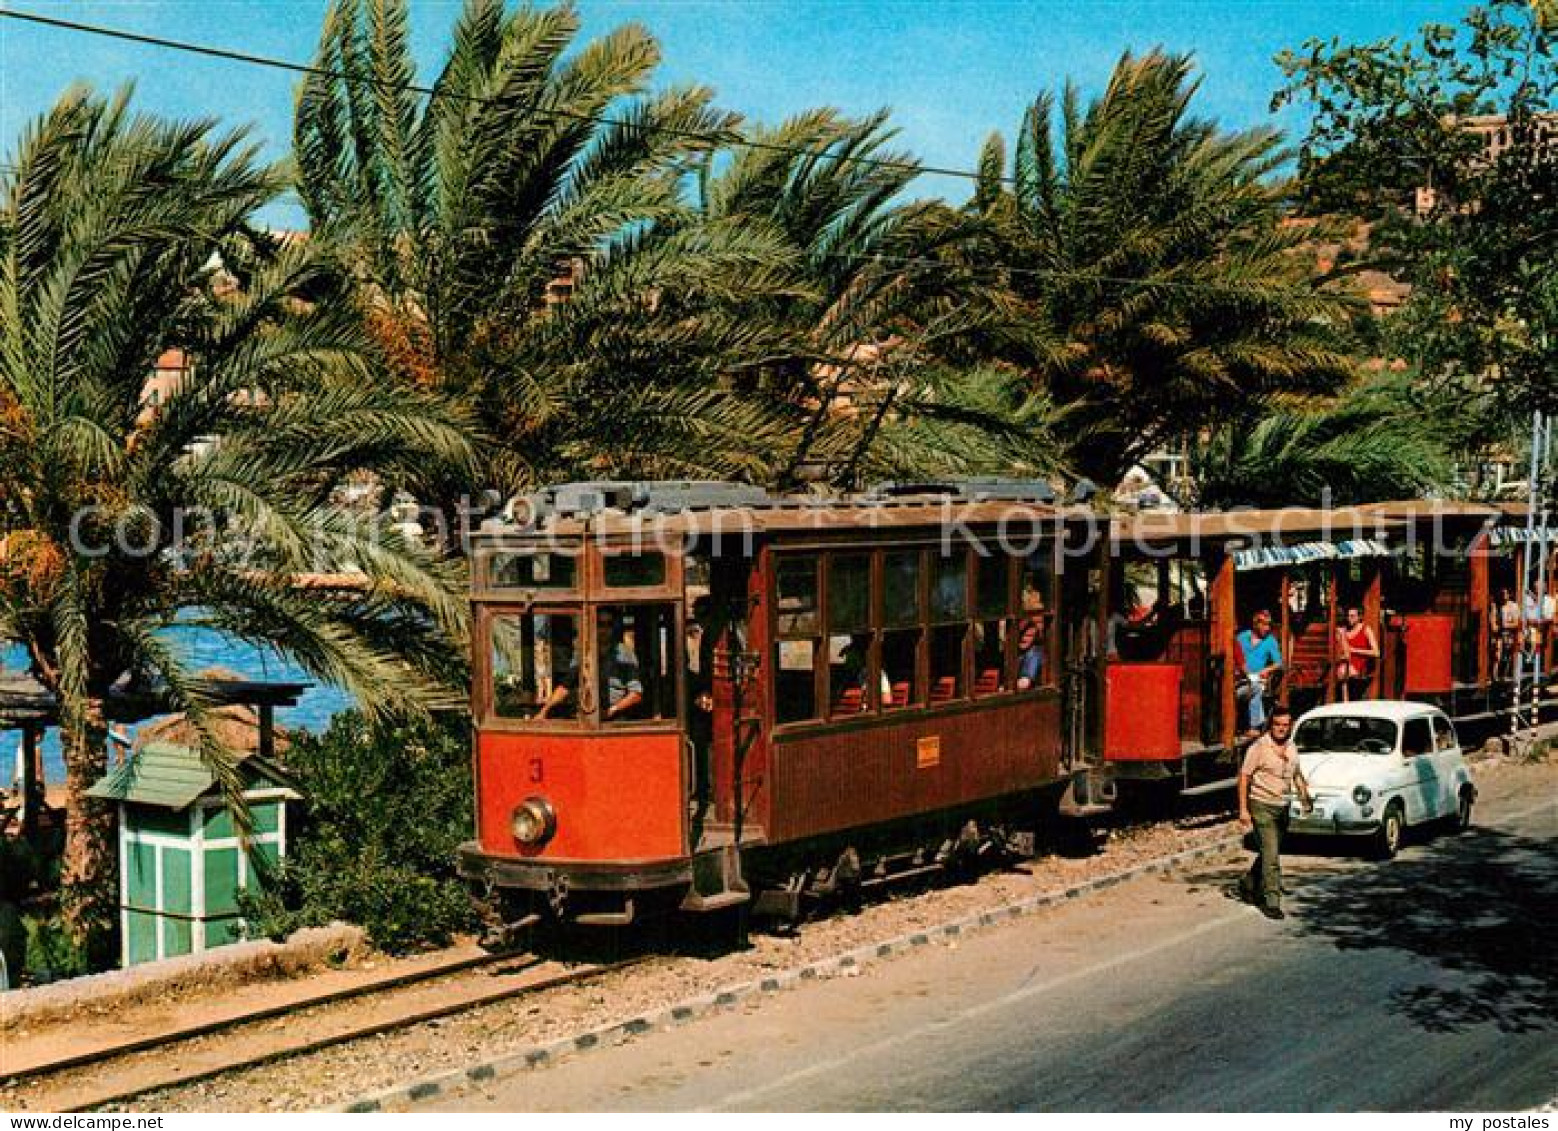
left=511, top=796, right=557, bottom=846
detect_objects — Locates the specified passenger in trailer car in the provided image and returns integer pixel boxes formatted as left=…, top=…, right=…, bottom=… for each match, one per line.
left=1236, top=610, right=1283, bottom=736
left=1237, top=706, right=1311, bottom=920
left=1335, top=606, right=1380, bottom=702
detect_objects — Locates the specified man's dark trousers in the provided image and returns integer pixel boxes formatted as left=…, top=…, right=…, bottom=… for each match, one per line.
left=1240, top=800, right=1288, bottom=910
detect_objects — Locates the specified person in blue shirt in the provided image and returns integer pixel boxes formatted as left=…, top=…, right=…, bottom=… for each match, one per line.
left=1016, top=617, right=1046, bottom=690
left=536, top=608, right=643, bottom=721
left=1236, top=609, right=1283, bottom=734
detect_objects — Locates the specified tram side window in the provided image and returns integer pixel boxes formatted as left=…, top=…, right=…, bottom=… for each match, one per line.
left=973, top=619, right=1009, bottom=694
left=490, top=611, right=580, bottom=720
left=776, top=558, right=821, bottom=724
left=828, top=554, right=876, bottom=714
left=976, top=552, right=1012, bottom=620
left=596, top=604, right=679, bottom=723
left=974, top=552, right=1014, bottom=695
left=882, top=550, right=924, bottom=708
left=929, top=549, right=969, bottom=702
left=1180, top=560, right=1210, bottom=621
left=1016, top=553, right=1056, bottom=689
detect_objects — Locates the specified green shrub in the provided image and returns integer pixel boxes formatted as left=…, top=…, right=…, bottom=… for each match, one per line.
left=23, top=914, right=90, bottom=982
left=242, top=709, right=478, bottom=953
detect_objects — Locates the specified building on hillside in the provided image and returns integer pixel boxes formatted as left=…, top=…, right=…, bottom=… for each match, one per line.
left=1415, top=111, right=1557, bottom=215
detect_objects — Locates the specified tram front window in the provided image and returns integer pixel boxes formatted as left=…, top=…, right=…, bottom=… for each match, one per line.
left=490, top=611, right=580, bottom=720
left=597, top=604, right=679, bottom=724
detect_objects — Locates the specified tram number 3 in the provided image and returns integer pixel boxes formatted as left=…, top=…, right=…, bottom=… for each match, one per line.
left=528, top=756, right=545, bottom=783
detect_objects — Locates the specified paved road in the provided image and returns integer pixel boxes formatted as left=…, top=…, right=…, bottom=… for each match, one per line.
left=432, top=784, right=1557, bottom=1112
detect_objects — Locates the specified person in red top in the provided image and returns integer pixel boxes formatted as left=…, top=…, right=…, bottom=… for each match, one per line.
left=1335, top=606, right=1380, bottom=701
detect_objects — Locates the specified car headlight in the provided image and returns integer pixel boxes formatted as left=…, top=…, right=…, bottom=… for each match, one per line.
left=511, top=796, right=557, bottom=846
left=1352, top=784, right=1372, bottom=805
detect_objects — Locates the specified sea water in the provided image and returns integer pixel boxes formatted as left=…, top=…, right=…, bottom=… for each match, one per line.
left=2, top=628, right=355, bottom=785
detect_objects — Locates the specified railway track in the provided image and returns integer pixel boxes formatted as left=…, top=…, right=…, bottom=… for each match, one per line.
left=3, top=950, right=648, bottom=1112
left=4, top=788, right=1236, bottom=1114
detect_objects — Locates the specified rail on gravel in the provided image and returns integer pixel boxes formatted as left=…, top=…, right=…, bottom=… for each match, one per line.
left=6, top=954, right=647, bottom=1113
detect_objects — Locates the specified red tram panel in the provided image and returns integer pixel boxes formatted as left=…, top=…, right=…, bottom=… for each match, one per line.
left=476, top=730, right=684, bottom=862
left=1400, top=613, right=1456, bottom=695
left=1103, top=663, right=1182, bottom=762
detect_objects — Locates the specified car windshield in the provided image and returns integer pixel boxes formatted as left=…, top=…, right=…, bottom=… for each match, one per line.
left=1294, top=715, right=1399, bottom=754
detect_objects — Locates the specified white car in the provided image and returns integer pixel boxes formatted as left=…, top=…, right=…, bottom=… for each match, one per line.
left=1288, top=700, right=1477, bottom=858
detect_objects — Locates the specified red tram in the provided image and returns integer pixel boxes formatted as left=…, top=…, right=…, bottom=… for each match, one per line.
left=458, top=482, right=1553, bottom=930
left=459, top=480, right=1088, bottom=928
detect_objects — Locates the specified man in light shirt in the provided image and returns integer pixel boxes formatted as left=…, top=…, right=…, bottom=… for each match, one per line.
left=1237, top=706, right=1311, bottom=920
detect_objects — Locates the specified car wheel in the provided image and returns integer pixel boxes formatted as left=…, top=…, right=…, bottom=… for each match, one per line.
left=1452, top=787, right=1474, bottom=833
left=1372, top=802, right=1405, bottom=860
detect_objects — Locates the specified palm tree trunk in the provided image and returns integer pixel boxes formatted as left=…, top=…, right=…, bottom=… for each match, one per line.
left=59, top=698, right=116, bottom=963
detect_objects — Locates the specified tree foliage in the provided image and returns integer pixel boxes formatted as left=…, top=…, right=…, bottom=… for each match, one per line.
left=241, top=710, right=477, bottom=953
left=695, top=109, right=1058, bottom=486
left=1186, top=377, right=1457, bottom=510
left=0, top=86, right=473, bottom=952
left=295, top=0, right=806, bottom=498
left=1275, top=0, right=1558, bottom=423
left=972, top=50, right=1361, bottom=488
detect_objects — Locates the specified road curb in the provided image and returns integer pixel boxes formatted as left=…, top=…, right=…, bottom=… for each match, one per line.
left=333, top=832, right=1244, bottom=1113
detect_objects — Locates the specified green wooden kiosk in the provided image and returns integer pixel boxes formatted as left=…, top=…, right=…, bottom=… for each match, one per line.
left=88, top=743, right=300, bottom=967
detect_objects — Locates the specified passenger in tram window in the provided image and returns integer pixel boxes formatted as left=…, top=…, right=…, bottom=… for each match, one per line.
left=1015, top=617, right=1045, bottom=690
left=599, top=608, right=645, bottom=721
left=1235, top=610, right=1283, bottom=735
left=535, top=608, right=646, bottom=720
left=1335, top=606, right=1379, bottom=701
left=1105, top=606, right=1129, bottom=660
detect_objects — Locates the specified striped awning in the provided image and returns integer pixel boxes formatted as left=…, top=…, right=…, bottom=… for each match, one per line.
left=1233, top=538, right=1394, bottom=572
left=1488, top=525, right=1558, bottom=547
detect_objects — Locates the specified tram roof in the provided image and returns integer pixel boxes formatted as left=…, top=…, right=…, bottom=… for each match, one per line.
left=1115, top=507, right=1407, bottom=546
left=477, top=489, right=1090, bottom=542
left=1361, top=500, right=1502, bottom=521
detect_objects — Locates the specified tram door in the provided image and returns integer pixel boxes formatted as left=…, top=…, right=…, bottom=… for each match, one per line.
left=1060, top=555, right=1104, bottom=771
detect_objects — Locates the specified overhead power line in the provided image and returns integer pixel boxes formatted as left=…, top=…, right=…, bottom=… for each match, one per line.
left=0, top=5, right=1381, bottom=298
left=0, top=5, right=1014, bottom=188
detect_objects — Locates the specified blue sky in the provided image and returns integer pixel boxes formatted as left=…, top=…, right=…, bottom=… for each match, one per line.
left=1, top=0, right=1471, bottom=221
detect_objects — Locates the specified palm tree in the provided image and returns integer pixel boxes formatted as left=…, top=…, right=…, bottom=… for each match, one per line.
left=1, top=86, right=473, bottom=957
left=294, top=0, right=803, bottom=507
left=972, top=50, right=1361, bottom=488
left=1185, top=378, right=1455, bottom=509
left=695, top=109, right=1044, bottom=487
